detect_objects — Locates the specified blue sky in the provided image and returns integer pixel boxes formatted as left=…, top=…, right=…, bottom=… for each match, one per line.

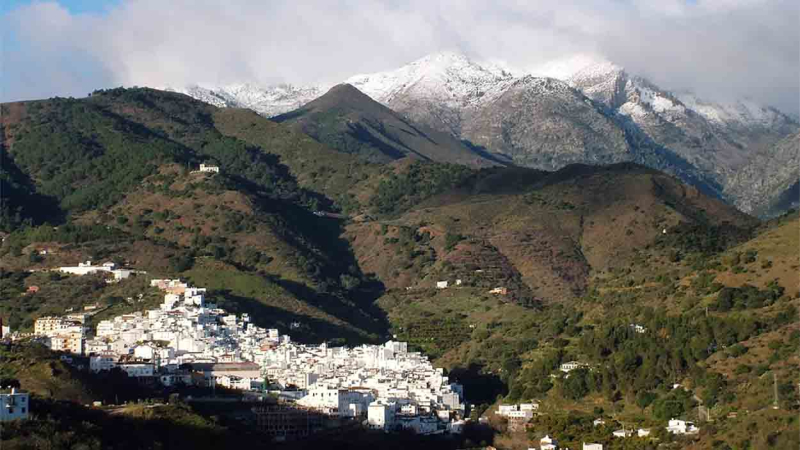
left=1, top=0, right=117, bottom=16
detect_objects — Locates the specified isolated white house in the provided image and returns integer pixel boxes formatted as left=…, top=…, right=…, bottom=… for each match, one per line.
left=667, top=419, right=699, bottom=435
left=540, top=434, right=558, bottom=450
left=199, top=164, right=220, bottom=173
left=559, top=361, right=585, bottom=373
left=436, top=281, right=449, bottom=289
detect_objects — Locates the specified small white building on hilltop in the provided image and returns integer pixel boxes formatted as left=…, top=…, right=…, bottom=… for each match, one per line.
left=58, top=261, right=137, bottom=282
left=199, top=164, right=220, bottom=173
left=0, top=389, right=30, bottom=422
left=583, top=443, right=603, bottom=450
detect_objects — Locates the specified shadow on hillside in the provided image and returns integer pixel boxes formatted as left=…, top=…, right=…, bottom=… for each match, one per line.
left=0, top=150, right=64, bottom=226
left=448, top=363, right=508, bottom=406
left=7, top=398, right=267, bottom=450
left=208, top=289, right=371, bottom=344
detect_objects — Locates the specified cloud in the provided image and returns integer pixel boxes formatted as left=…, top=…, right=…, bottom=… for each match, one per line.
left=2, top=0, right=798, bottom=115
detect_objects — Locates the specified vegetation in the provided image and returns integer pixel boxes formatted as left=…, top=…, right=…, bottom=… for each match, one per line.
left=2, top=88, right=797, bottom=449
left=370, top=162, right=475, bottom=215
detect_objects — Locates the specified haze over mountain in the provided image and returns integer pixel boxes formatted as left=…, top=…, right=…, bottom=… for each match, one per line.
left=167, top=52, right=799, bottom=217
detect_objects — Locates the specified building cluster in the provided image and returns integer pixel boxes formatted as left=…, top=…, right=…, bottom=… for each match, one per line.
left=34, top=314, right=89, bottom=354
left=31, top=277, right=466, bottom=435
left=259, top=339, right=465, bottom=434
left=496, top=403, right=539, bottom=431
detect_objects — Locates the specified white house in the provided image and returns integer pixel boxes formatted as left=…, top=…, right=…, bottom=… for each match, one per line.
left=540, top=435, right=558, bottom=450
left=593, top=418, right=606, bottom=427
left=0, top=389, right=30, bottom=422
left=90, top=352, right=118, bottom=372
left=559, top=361, right=586, bottom=373
left=613, top=428, right=633, bottom=438
left=368, top=401, right=396, bottom=431
left=199, top=164, right=220, bottom=173
left=117, top=362, right=155, bottom=378
left=630, top=324, right=647, bottom=334
left=583, top=443, right=603, bottom=450
left=667, top=419, right=699, bottom=435
left=436, top=281, right=448, bottom=289
left=637, top=428, right=651, bottom=437
left=298, top=385, right=373, bottom=417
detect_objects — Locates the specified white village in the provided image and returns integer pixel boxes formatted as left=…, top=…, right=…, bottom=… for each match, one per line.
left=12, top=262, right=471, bottom=438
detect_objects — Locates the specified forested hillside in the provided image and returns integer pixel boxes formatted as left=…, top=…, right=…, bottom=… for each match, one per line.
left=1, top=88, right=797, bottom=449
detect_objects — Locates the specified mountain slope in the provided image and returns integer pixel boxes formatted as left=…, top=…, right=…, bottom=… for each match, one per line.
left=272, top=83, right=504, bottom=166
left=169, top=52, right=798, bottom=216
left=0, top=88, right=388, bottom=342
left=347, top=163, right=756, bottom=306
left=568, top=61, right=799, bottom=210
left=725, top=131, right=800, bottom=217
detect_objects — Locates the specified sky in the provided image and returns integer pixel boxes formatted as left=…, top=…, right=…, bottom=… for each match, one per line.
left=1, top=0, right=798, bottom=115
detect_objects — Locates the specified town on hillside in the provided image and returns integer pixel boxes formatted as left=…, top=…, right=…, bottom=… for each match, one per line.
left=2, top=261, right=469, bottom=439
left=0, top=261, right=709, bottom=447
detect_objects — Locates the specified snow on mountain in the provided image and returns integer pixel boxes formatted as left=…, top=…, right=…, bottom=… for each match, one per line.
left=167, top=51, right=794, bottom=134
left=528, top=53, right=609, bottom=80
left=165, top=83, right=330, bottom=117
left=676, top=93, right=790, bottom=129
left=346, top=51, right=517, bottom=109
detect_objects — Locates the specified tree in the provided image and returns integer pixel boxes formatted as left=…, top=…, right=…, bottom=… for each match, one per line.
left=339, top=274, right=361, bottom=291
left=562, top=369, right=590, bottom=400
left=636, top=391, right=657, bottom=411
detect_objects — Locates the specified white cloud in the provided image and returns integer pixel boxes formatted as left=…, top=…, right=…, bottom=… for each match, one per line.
left=2, top=0, right=798, bottom=114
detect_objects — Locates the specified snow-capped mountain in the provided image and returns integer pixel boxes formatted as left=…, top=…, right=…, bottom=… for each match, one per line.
left=567, top=58, right=798, bottom=203
left=165, top=83, right=330, bottom=117
left=167, top=51, right=799, bottom=215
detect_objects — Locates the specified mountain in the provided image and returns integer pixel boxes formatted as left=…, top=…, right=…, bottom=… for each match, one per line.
left=346, top=52, right=518, bottom=137
left=272, top=83, right=505, bottom=166
left=568, top=61, right=799, bottom=207
left=168, top=52, right=799, bottom=216
left=164, top=83, right=329, bottom=118
left=3, top=87, right=798, bottom=448
left=726, top=131, right=800, bottom=217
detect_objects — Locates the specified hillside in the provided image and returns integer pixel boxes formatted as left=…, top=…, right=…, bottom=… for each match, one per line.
left=347, top=163, right=755, bottom=304
left=2, top=87, right=797, bottom=449
left=0, top=88, right=388, bottom=342
left=273, top=83, right=504, bottom=166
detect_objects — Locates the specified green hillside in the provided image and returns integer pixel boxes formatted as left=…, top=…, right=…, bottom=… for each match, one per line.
left=2, top=88, right=797, bottom=449
left=0, top=88, right=387, bottom=342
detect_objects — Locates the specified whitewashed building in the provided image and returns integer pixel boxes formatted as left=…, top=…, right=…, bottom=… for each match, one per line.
left=667, top=419, right=699, bottom=435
